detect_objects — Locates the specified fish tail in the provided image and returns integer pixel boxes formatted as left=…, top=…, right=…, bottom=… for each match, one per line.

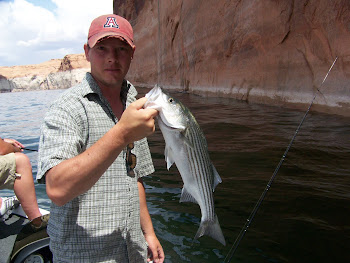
left=194, top=214, right=226, bottom=246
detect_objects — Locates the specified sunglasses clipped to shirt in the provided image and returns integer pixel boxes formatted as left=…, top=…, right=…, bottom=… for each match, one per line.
left=126, top=142, right=136, bottom=176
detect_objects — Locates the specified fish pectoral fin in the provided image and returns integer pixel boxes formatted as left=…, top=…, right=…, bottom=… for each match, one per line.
left=180, top=130, right=194, bottom=149
left=164, top=145, right=175, bottom=170
left=180, top=187, right=198, bottom=204
left=212, top=164, right=222, bottom=191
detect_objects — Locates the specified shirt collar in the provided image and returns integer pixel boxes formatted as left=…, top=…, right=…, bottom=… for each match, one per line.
left=81, top=72, right=136, bottom=109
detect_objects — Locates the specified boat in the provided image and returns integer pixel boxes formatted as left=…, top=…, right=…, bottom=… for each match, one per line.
left=0, top=205, right=52, bottom=263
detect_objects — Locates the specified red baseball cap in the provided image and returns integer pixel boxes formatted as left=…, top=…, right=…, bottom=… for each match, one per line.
left=87, top=14, right=135, bottom=50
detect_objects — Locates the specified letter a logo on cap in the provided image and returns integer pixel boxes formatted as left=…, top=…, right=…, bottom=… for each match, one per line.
left=104, top=17, right=119, bottom=28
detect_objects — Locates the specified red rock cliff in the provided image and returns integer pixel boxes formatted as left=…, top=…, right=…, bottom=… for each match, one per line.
left=114, top=0, right=350, bottom=116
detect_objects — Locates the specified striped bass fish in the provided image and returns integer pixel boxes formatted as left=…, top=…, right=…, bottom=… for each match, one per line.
left=144, top=85, right=226, bottom=245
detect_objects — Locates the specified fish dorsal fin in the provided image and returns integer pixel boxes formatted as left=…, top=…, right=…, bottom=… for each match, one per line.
left=180, top=187, right=198, bottom=204
left=164, top=144, right=175, bottom=170
left=212, top=164, right=222, bottom=191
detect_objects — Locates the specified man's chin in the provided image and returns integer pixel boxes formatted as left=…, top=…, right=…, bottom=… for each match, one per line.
left=93, top=75, right=124, bottom=89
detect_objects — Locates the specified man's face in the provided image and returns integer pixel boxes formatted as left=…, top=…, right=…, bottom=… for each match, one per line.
left=84, top=37, right=134, bottom=90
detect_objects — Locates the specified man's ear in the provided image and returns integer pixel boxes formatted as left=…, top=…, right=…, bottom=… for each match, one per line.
left=84, top=44, right=90, bottom=62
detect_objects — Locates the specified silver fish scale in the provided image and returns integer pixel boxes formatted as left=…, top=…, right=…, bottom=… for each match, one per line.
left=185, top=114, right=216, bottom=221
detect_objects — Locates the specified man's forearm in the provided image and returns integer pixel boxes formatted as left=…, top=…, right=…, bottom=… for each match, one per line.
left=45, top=124, right=127, bottom=206
left=138, top=178, right=156, bottom=237
left=138, top=178, right=165, bottom=262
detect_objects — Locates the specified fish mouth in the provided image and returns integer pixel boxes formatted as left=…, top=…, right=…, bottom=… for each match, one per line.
left=157, top=116, right=186, bottom=131
left=145, top=85, right=161, bottom=100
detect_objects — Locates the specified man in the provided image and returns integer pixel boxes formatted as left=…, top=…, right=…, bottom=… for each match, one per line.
left=37, top=14, right=164, bottom=262
left=0, top=137, right=46, bottom=227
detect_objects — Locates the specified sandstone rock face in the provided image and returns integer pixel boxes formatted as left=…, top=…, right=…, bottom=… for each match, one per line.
left=58, top=54, right=90, bottom=72
left=1, top=69, right=89, bottom=92
left=114, top=0, right=350, bottom=116
left=0, top=54, right=90, bottom=93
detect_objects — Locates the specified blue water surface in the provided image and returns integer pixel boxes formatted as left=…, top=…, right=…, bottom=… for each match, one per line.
left=1, top=88, right=350, bottom=263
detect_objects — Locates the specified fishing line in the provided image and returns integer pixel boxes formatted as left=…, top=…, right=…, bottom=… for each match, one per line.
left=224, top=56, right=338, bottom=263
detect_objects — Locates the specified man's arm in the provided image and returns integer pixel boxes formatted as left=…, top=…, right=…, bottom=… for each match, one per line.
left=45, top=97, right=158, bottom=206
left=138, top=178, right=165, bottom=263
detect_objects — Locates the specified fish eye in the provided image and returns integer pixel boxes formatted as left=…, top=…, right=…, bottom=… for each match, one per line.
left=168, top=98, right=174, bottom=103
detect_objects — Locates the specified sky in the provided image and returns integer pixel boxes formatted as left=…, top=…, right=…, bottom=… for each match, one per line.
left=0, top=0, right=113, bottom=66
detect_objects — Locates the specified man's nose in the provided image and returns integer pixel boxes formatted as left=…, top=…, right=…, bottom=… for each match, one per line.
left=108, top=49, right=120, bottom=62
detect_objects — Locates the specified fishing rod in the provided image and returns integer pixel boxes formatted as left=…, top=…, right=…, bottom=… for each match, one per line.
left=224, top=56, right=338, bottom=263
left=21, top=147, right=38, bottom=152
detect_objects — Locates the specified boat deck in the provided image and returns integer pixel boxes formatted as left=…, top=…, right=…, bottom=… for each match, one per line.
left=0, top=212, right=29, bottom=263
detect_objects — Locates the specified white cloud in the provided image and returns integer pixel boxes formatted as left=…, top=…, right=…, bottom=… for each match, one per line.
left=0, top=0, right=113, bottom=66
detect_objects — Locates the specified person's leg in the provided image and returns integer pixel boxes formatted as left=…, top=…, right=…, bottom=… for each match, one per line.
left=13, top=152, right=42, bottom=221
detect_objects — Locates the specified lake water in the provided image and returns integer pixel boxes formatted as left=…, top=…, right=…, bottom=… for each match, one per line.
left=0, top=89, right=349, bottom=263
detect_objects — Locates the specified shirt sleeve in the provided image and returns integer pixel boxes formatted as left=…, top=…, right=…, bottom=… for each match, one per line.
left=37, top=96, right=86, bottom=183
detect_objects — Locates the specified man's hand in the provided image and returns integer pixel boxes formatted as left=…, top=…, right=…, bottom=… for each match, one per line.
left=146, top=234, right=165, bottom=263
left=118, top=97, right=158, bottom=144
left=3, top=138, right=24, bottom=152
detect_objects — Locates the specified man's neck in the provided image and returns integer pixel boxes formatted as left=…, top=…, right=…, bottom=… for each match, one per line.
left=101, top=86, right=124, bottom=120
left=91, top=75, right=125, bottom=119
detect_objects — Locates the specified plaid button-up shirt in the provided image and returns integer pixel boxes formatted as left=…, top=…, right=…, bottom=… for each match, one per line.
left=37, top=73, right=154, bottom=262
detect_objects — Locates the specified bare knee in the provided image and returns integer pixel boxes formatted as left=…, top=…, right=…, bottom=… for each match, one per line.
left=14, top=152, right=32, bottom=171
